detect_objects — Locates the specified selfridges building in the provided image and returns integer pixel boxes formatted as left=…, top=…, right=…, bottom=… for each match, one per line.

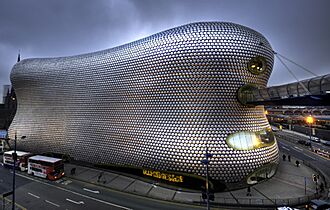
left=9, top=22, right=279, bottom=190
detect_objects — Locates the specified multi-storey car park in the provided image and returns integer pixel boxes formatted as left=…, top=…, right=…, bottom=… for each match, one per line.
left=9, top=22, right=279, bottom=191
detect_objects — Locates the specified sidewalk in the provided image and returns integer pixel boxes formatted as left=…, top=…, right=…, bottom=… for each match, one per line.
left=64, top=154, right=325, bottom=208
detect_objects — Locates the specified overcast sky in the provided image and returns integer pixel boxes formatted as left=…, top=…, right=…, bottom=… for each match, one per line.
left=0, top=0, right=329, bottom=96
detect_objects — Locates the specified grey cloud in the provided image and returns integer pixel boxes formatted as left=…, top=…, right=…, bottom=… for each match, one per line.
left=0, top=0, right=329, bottom=89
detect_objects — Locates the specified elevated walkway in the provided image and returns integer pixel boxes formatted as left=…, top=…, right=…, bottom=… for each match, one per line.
left=244, top=74, right=330, bottom=106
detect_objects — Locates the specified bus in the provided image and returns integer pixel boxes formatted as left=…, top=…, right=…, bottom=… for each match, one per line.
left=28, top=155, right=65, bottom=180
left=3, top=150, right=33, bottom=171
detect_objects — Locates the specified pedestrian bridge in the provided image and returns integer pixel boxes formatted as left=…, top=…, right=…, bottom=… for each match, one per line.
left=238, top=74, right=330, bottom=106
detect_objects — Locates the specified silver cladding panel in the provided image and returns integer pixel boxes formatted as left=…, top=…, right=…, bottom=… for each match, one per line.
left=9, top=22, right=279, bottom=183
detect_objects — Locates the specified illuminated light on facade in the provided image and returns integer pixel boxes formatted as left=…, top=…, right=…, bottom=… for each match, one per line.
left=142, top=169, right=184, bottom=183
left=305, top=115, right=315, bottom=124
left=9, top=22, right=279, bottom=189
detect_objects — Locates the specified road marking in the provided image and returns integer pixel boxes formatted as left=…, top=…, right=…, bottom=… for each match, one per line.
left=83, top=188, right=100, bottom=194
left=45, top=200, right=60, bottom=207
left=16, top=173, right=132, bottom=210
left=281, top=146, right=290, bottom=151
left=279, top=141, right=289, bottom=147
left=62, top=180, right=72, bottom=185
left=66, top=198, right=84, bottom=205
left=293, top=146, right=303, bottom=151
left=304, top=154, right=317, bottom=160
left=28, top=192, right=40, bottom=199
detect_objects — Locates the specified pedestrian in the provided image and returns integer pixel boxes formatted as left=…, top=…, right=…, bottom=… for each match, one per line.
left=295, top=160, right=300, bottom=167
left=246, top=186, right=251, bottom=196
left=97, top=172, right=104, bottom=182
left=282, top=154, right=286, bottom=161
left=288, top=155, right=291, bottom=162
left=320, top=183, right=324, bottom=193
left=70, top=167, right=76, bottom=175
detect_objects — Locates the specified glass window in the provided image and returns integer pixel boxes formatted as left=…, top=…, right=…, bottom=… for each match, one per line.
left=237, top=84, right=258, bottom=106
left=247, top=56, right=266, bottom=75
left=247, top=163, right=278, bottom=184
left=226, top=128, right=275, bottom=150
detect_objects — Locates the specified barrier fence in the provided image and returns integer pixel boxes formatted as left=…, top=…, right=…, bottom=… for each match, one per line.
left=204, top=194, right=319, bottom=208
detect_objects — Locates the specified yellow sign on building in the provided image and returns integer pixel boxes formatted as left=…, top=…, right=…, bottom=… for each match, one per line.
left=142, top=169, right=184, bottom=183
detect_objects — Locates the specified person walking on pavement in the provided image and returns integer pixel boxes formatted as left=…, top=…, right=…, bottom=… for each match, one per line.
left=247, top=186, right=251, bottom=196
left=288, top=155, right=291, bottom=162
left=97, top=172, right=104, bottom=183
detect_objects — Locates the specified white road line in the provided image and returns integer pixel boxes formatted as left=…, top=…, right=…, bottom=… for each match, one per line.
left=304, top=154, right=317, bottom=160
left=83, top=188, right=100, bottom=194
left=45, top=200, right=60, bottom=207
left=66, top=198, right=84, bottom=205
left=28, top=192, right=40, bottom=199
left=16, top=173, right=132, bottom=210
left=293, top=146, right=303, bottom=151
left=281, top=146, right=290, bottom=151
left=279, top=141, right=289, bottom=147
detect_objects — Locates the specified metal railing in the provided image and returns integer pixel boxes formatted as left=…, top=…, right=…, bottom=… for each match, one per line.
left=206, top=194, right=319, bottom=208
left=253, top=74, right=330, bottom=101
left=242, top=74, right=330, bottom=106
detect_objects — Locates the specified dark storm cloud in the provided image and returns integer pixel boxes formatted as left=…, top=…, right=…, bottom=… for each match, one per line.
left=0, top=0, right=329, bottom=91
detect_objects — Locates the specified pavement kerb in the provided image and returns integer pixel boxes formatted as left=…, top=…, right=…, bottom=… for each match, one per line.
left=63, top=156, right=322, bottom=208
left=302, top=160, right=329, bottom=199
left=63, top=172, right=207, bottom=208
left=275, top=134, right=329, bottom=199
left=0, top=196, right=27, bottom=210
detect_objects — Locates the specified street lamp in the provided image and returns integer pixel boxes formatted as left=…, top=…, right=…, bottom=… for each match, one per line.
left=305, top=115, right=314, bottom=149
left=201, top=147, right=213, bottom=210
left=11, top=132, right=26, bottom=210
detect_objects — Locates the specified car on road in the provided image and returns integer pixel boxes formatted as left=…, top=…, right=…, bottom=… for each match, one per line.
left=297, top=140, right=311, bottom=146
left=322, top=140, right=330, bottom=147
left=310, top=136, right=321, bottom=143
left=308, top=199, right=330, bottom=210
left=320, top=139, right=330, bottom=146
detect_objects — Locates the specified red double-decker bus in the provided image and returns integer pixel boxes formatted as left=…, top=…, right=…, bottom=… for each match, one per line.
left=28, top=155, right=65, bottom=180
left=3, top=150, right=33, bottom=171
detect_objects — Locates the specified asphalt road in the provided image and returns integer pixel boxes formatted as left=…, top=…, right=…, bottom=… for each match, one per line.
left=2, top=130, right=328, bottom=210
left=0, top=164, right=205, bottom=210
left=276, top=133, right=330, bottom=181
left=280, top=129, right=330, bottom=152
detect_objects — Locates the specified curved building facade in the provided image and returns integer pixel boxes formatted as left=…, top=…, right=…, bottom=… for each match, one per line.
left=9, top=22, right=279, bottom=189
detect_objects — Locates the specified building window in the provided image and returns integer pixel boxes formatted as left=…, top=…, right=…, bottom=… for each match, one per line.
left=237, top=84, right=258, bottom=106
left=247, top=56, right=266, bottom=75
left=247, top=163, right=278, bottom=184
left=226, top=128, right=275, bottom=150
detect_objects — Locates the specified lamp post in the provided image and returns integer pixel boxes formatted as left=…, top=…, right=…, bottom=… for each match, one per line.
left=201, top=147, right=213, bottom=210
left=11, top=132, right=26, bottom=210
left=305, top=115, right=314, bottom=150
